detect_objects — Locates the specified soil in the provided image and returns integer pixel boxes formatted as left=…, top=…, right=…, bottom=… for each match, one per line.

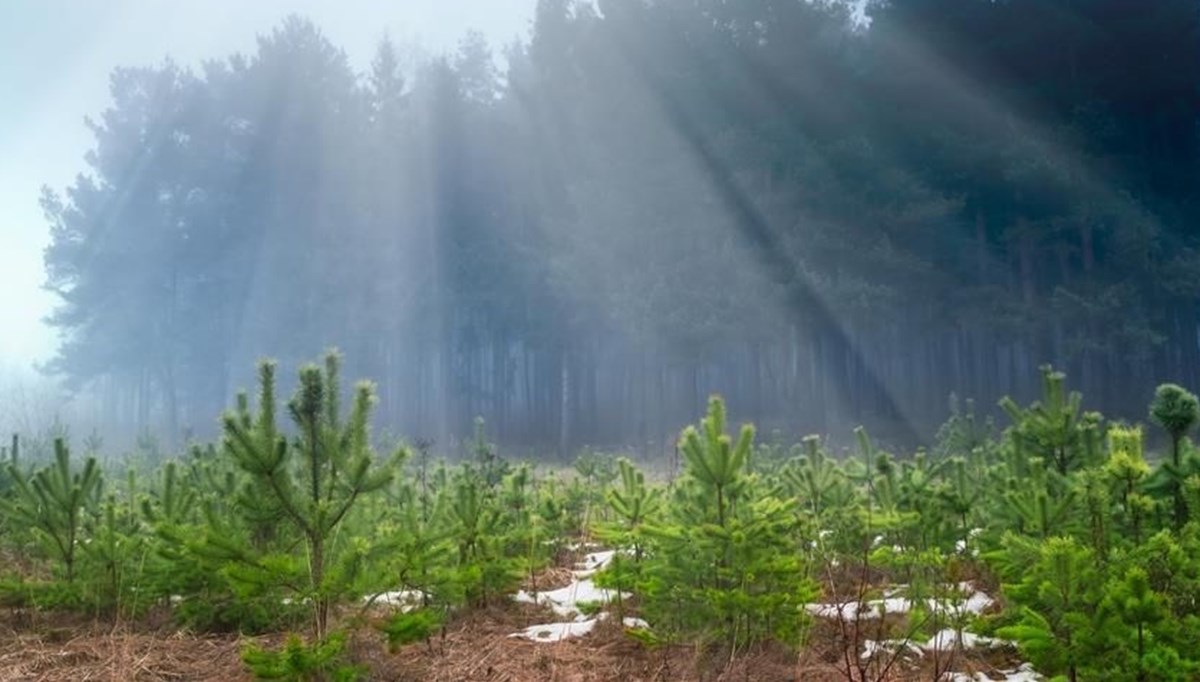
left=0, top=549, right=1020, bottom=681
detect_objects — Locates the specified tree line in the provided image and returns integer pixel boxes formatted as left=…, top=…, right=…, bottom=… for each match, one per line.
left=40, top=0, right=1200, bottom=453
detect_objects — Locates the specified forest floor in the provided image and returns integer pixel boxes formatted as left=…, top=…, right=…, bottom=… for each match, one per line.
left=0, top=547, right=1028, bottom=681
left=0, top=607, right=843, bottom=681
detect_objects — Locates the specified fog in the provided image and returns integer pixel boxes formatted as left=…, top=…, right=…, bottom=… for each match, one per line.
left=7, top=0, right=1200, bottom=456
left=1, top=0, right=533, bottom=364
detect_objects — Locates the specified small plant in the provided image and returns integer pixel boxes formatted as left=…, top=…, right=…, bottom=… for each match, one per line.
left=0, top=438, right=101, bottom=582
left=636, top=396, right=815, bottom=651
left=221, top=351, right=394, bottom=639
left=1149, top=383, right=1200, bottom=528
left=1001, top=365, right=1103, bottom=477
left=379, top=608, right=443, bottom=651
left=242, top=631, right=365, bottom=682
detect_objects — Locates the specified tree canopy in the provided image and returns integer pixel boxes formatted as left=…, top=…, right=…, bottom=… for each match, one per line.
left=39, top=1, right=1200, bottom=451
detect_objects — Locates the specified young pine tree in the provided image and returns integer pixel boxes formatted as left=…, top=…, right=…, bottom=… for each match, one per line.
left=1148, top=383, right=1200, bottom=529
left=0, top=438, right=101, bottom=583
left=1001, top=366, right=1103, bottom=477
left=223, top=351, right=393, bottom=639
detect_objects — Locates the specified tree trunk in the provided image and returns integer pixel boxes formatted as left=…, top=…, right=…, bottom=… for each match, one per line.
left=558, top=352, right=571, bottom=458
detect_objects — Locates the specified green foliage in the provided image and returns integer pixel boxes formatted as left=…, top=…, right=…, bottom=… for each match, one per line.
left=597, top=457, right=660, bottom=560
left=782, top=435, right=852, bottom=519
left=12, top=360, right=1200, bottom=681
left=0, top=438, right=101, bottom=582
left=627, top=396, right=816, bottom=652
left=996, top=536, right=1097, bottom=680
left=241, top=631, right=365, bottom=682
left=443, top=467, right=523, bottom=607
left=379, top=609, right=443, bottom=651
left=219, top=351, right=393, bottom=638
left=1001, top=366, right=1103, bottom=477
left=1149, top=384, right=1200, bottom=528
left=1149, top=385, right=1200, bottom=444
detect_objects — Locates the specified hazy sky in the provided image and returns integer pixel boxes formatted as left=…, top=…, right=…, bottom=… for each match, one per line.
left=0, top=0, right=535, bottom=370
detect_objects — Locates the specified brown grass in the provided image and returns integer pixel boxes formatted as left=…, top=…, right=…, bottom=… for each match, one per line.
left=0, top=622, right=247, bottom=681
left=363, top=604, right=848, bottom=682
left=0, top=603, right=1018, bottom=681
left=0, top=549, right=1010, bottom=681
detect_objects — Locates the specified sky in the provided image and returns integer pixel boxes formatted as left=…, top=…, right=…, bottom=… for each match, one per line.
left=0, top=0, right=536, bottom=372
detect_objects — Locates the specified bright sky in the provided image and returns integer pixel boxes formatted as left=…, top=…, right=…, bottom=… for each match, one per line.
left=0, top=0, right=535, bottom=371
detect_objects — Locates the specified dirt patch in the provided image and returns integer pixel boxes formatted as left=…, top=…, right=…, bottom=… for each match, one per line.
left=0, top=623, right=247, bottom=681
left=369, top=606, right=846, bottom=682
left=521, top=565, right=578, bottom=593
left=0, top=605, right=969, bottom=681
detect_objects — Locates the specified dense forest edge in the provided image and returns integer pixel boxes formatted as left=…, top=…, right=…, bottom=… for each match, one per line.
left=33, top=0, right=1200, bottom=452
left=2, top=356, right=1200, bottom=680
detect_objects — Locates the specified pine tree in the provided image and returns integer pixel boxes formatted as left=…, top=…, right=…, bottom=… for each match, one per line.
left=677, top=395, right=753, bottom=530
left=1105, top=567, right=1166, bottom=681
left=1001, top=457, right=1074, bottom=539
left=1001, top=366, right=1103, bottom=477
left=638, top=396, right=814, bottom=650
left=1149, top=384, right=1200, bottom=529
left=601, top=457, right=661, bottom=561
left=998, top=536, right=1097, bottom=682
left=783, top=435, right=851, bottom=519
left=222, top=351, right=393, bottom=639
left=0, top=438, right=101, bottom=582
left=1106, top=426, right=1152, bottom=542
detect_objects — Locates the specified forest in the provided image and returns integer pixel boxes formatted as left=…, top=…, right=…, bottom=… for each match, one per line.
left=35, top=0, right=1200, bottom=453
left=6, top=0, right=1200, bottom=679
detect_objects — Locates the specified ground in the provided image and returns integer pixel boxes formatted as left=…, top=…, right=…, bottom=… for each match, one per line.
left=0, top=547, right=1027, bottom=681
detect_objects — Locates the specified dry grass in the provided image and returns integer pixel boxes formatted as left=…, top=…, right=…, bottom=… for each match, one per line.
left=0, top=604, right=1015, bottom=681
left=0, top=547, right=1010, bottom=681
left=365, top=604, right=846, bottom=682
left=0, top=622, right=247, bottom=681
left=521, top=564, right=578, bottom=593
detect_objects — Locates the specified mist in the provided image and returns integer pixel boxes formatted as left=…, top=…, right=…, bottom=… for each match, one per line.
left=17, top=0, right=1200, bottom=456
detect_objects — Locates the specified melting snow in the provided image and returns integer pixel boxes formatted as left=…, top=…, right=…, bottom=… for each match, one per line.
left=515, top=578, right=629, bottom=619
left=861, top=638, right=923, bottom=659
left=860, top=629, right=1011, bottom=661
left=572, top=550, right=617, bottom=578
left=509, top=612, right=652, bottom=643
left=510, top=546, right=644, bottom=642
left=511, top=618, right=602, bottom=642
left=365, top=589, right=426, bottom=612
left=922, top=629, right=1005, bottom=652
left=942, top=663, right=1042, bottom=681
left=935, top=590, right=994, bottom=616
left=805, top=583, right=994, bottom=620
left=805, top=597, right=915, bottom=619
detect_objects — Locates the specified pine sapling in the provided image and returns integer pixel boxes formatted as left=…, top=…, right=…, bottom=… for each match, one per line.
left=1149, top=383, right=1200, bottom=529
left=223, top=351, right=393, bottom=640
left=0, top=438, right=101, bottom=582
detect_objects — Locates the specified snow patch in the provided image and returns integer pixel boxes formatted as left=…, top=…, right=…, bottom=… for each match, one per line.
left=805, top=583, right=994, bottom=620
left=509, top=612, right=652, bottom=642
left=860, top=629, right=1011, bottom=661
left=805, top=597, right=915, bottom=619
left=941, top=662, right=1042, bottom=681
left=928, top=590, right=994, bottom=617
left=515, top=578, right=629, bottom=619
left=922, top=629, right=1006, bottom=652
left=510, top=545, right=645, bottom=643
left=365, top=589, right=426, bottom=612
left=511, top=619, right=601, bottom=642
left=572, top=550, right=617, bottom=577
left=861, top=638, right=922, bottom=659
